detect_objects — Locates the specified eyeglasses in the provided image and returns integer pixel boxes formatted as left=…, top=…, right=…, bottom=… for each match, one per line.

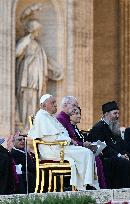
left=16, top=138, right=25, bottom=142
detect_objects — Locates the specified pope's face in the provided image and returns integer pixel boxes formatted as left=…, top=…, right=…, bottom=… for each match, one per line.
left=46, top=97, right=57, bottom=115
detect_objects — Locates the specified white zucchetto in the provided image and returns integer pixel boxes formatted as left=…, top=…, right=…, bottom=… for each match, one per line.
left=40, top=94, right=52, bottom=104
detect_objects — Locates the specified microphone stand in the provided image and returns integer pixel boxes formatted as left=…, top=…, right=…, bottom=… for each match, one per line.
left=15, top=132, right=29, bottom=194
left=25, top=136, right=29, bottom=195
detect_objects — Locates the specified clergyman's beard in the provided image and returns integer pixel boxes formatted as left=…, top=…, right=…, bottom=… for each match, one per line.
left=109, top=120, right=121, bottom=136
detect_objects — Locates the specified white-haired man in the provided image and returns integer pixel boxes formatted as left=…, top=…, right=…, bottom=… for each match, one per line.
left=28, top=94, right=96, bottom=190
left=56, top=96, right=90, bottom=147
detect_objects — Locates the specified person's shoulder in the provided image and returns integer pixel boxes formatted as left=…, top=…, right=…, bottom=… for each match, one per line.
left=10, top=148, right=17, bottom=156
left=36, top=109, right=47, bottom=118
left=0, top=145, right=9, bottom=154
left=92, top=120, right=104, bottom=129
left=56, top=111, right=68, bottom=120
left=34, top=110, right=46, bottom=125
left=124, top=127, right=130, bottom=139
left=56, top=111, right=63, bottom=119
left=89, top=120, right=107, bottom=135
left=124, top=127, right=130, bottom=133
left=11, top=148, right=21, bottom=155
left=56, top=112, right=68, bottom=126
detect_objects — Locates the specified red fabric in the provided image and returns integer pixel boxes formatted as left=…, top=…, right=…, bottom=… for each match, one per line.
left=39, top=160, right=68, bottom=164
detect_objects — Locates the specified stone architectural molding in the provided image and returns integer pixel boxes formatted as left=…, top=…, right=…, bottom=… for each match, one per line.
left=119, top=0, right=130, bottom=126
left=0, top=0, right=15, bottom=135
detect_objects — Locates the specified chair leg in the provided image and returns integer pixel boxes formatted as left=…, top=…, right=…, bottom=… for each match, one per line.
left=72, top=185, right=77, bottom=191
left=60, top=175, right=64, bottom=192
left=35, top=169, right=40, bottom=193
left=40, top=170, right=45, bottom=193
left=48, top=170, right=52, bottom=192
left=53, top=175, right=57, bottom=192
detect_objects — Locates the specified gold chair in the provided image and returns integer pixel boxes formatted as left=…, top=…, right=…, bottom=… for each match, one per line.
left=28, top=116, right=74, bottom=193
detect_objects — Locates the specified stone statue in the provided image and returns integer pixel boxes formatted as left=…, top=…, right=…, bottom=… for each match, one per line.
left=16, top=19, right=63, bottom=127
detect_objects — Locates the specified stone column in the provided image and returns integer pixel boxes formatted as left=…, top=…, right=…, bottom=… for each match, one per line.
left=0, top=0, right=15, bottom=135
left=73, top=0, right=93, bottom=129
left=119, top=0, right=130, bottom=126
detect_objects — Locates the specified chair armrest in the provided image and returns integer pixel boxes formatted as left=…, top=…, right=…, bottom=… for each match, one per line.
left=34, top=139, right=68, bottom=163
left=34, top=139, right=68, bottom=146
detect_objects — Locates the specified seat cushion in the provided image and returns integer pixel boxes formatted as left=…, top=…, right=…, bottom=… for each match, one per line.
left=39, top=160, right=68, bottom=164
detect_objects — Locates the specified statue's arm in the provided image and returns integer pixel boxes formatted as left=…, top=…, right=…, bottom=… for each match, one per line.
left=16, top=34, right=31, bottom=58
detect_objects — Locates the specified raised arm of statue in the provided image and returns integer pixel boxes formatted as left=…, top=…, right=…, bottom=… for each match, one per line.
left=16, top=34, right=32, bottom=58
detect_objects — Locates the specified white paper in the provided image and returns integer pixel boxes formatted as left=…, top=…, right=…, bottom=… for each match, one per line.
left=92, top=140, right=106, bottom=156
left=15, top=164, right=22, bottom=174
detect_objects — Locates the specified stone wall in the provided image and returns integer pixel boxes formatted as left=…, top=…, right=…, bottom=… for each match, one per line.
left=72, top=0, right=93, bottom=130
left=93, top=0, right=119, bottom=124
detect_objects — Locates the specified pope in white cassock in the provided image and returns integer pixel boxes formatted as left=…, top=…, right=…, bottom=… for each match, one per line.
left=28, top=94, right=96, bottom=190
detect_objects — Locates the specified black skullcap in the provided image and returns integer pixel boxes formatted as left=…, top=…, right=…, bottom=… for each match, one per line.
left=102, top=101, right=119, bottom=114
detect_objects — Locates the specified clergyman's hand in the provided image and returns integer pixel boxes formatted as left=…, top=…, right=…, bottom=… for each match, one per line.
left=121, top=154, right=129, bottom=161
left=88, top=145, right=98, bottom=153
left=71, top=139, right=78, bottom=146
left=83, top=141, right=91, bottom=148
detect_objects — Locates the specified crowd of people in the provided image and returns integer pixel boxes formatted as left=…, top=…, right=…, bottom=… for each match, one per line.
left=1, top=94, right=130, bottom=194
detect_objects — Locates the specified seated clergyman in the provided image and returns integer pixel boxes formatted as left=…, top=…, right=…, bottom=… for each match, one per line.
left=88, top=101, right=130, bottom=188
left=11, top=133, right=36, bottom=193
left=0, top=139, right=17, bottom=194
left=28, top=94, right=97, bottom=191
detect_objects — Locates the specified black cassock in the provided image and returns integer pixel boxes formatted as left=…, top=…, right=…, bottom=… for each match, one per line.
left=88, top=120, right=130, bottom=189
left=11, top=148, right=36, bottom=193
left=124, top=127, right=130, bottom=154
left=0, top=145, right=17, bottom=194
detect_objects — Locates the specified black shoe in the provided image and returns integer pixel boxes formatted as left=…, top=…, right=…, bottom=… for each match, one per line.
left=64, top=186, right=72, bottom=191
left=86, top=185, right=96, bottom=190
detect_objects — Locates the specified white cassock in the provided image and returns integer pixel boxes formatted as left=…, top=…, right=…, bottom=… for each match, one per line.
left=28, top=109, right=97, bottom=190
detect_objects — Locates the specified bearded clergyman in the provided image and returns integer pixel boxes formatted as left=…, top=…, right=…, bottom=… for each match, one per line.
left=88, top=101, right=130, bottom=189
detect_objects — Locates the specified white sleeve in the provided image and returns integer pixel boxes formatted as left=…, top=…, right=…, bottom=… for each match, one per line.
left=56, top=132, right=71, bottom=144
left=28, top=111, right=62, bottom=139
